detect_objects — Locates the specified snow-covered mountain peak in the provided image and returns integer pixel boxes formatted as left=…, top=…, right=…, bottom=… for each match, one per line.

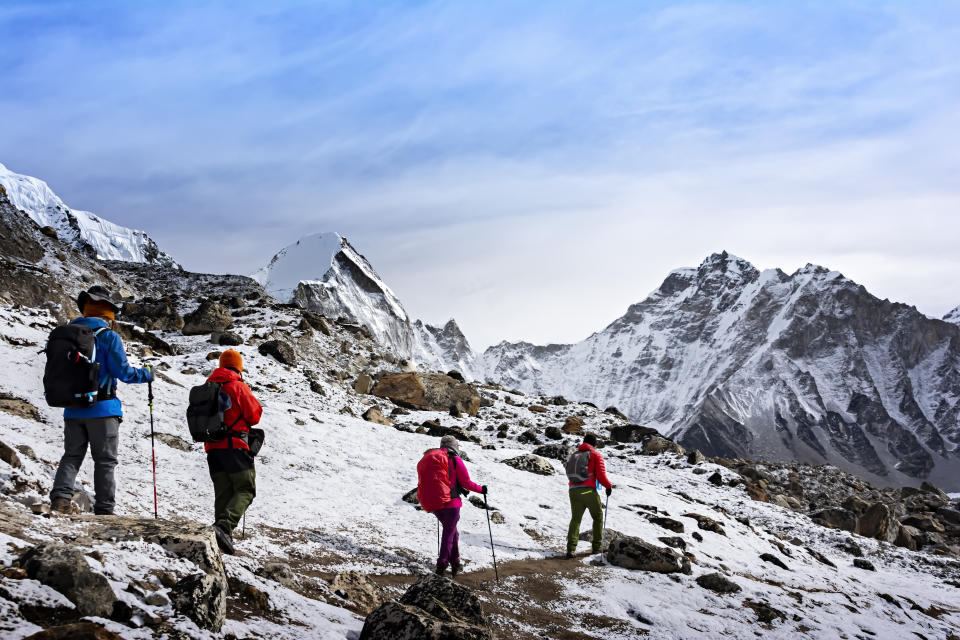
left=945, top=305, right=960, bottom=326
left=0, top=162, right=179, bottom=267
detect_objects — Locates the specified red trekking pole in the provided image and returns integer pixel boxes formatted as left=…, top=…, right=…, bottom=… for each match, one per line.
left=148, top=379, right=158, bottom=519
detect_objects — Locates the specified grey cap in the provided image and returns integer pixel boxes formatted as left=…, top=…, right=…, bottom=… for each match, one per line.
left=440, top=435, right=460, bottom=455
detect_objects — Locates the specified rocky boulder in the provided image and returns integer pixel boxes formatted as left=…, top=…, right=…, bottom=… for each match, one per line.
left=18, top=544, right=116, bottom=618
left=211, top=331, right=243, bottom=346
left=695, top=572, right=742, bottom=594
left=810, top=507, right=858, bottom=533
left=182, top=300, right=232, bottom=335
left=606, top=536, right=692, bottom=574
left=362, top=407, right=394, bottom=426
left=858, top=503, right=899, bottom=543
left=330, top=571, right=387, bottom=616
left=22, top=622, right=125, bottom=640
left=502, top=454, right=555, bottom=476
left=360, top=573, right=492, bottom=640
left=170, top=572, right=227, bottom=631
left=532, top=442, right=575, bottom=461
left=561, top=416, right=585, bottom=434
left=642, top=435, right=685, bottom=456
left=354, top=374, right=374, bottom=394
left=372, top=373, right=482, bottom=416
left=90, top=517, right=225, bottom=578
left=122, top=298, right=184, bottom=331
left=258, top=339, right=297, bottom=365
left=609, top=424, right=660, bottom=444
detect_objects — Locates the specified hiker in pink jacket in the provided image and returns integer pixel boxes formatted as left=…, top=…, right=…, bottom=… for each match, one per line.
left=417, top=435, right=485, bottom=577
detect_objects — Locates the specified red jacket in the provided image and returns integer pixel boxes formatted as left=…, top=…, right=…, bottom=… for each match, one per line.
left=417, top=448, right=483, bottom=512
left=204, top=368, right=263, bottom=452
left=568, top=443, right=612, bottom=490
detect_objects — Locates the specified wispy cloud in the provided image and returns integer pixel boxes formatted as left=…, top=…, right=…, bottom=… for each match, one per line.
left=1, top=1, right=958, bottom=348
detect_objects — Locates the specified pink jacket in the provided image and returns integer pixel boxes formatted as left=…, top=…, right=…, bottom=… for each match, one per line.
left=417, top=448, right=483, bottom=512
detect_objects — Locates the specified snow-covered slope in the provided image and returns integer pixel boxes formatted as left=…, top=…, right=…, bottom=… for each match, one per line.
left=482, top=252, right=960, bottom=490
left=0, top=162, right=178, bottom=267
left=946, top=306, right=960, bottom=326
left=253, top=232, right=479, bottom=378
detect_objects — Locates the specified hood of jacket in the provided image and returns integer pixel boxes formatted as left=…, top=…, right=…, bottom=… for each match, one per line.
left=208, top=367, right=242, bottom=384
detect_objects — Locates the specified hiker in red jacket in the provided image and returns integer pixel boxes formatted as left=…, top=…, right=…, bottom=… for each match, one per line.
left=565, top=433, right=613, bottom=557
left=417, top=435, right=485, bottom=577
left=206, top=349, right=262, bottom=555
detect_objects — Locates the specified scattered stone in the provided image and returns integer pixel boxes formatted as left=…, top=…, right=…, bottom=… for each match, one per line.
left=171, top=573, right=227, bottom=631
left=372, top=373, right=482, bottom=416
left=205, top=350, right=222, bottom=361
left=532, top=442, right=575, bottom=461
left=362, top=407, right=394, bottom=426
left=604, top=406, right=629, bottom=420
left=446, top=370, right=465, bottom=383
left=696, top=573, right=742, bottom=594
left=759, top=553, right=789, bottom=570
left=18, top=544, right=116, bottom=617
left=182, top=300, right=232, bottom=335
left=490, top=511, right=506, bottom=524
left=608, top=424, right=660, bottom=444
left=804, top=547, right=837, bottom=568
left=683, top=513, right=726, bottom=536
left=658, top=536, right=686, bottom=550
left=300, top=311, right=331, bottom=335
left=562, top=416, right=585, bottom=434
left=258, top=339, right=297, bottom=365
left=687, top=450, right=706, bottom=465
left=360, top=573, right=492, bottom=640
left=0, top=438, right=23, bottom=468
left=837, top=539, right=863, bottom=558
left=643, top=436, right=685, bottom=456
left=810, top=507, right=858, bottom=533
left=211, top=331, right=243, bottom=346
left=257, top=562, right=298, bottom=589
left=544, top=426, right=563, bottom=440
left=744, top=600, right=786, bottom=625
left=330, top=571, right=386, bottom=615
left=707, top=471, right=723, bottom=486
left=144, top=592, right=169, bottom=607
left=606, top=536, right=692, bottom=574
left=647, top=515, right=685, bottom=533
left=150, top=432, right=193, bottom=452
left=528, top=405, right=549, bottom=414
left=22, top=622, right=125, bottom=640
left=853, top=558, right=876, bottom=571
left=502, top=454, right=555, bottom=476
left=858, top=503, right=899, bottom=543
left=354, top=374, right=374, bottom=395
left=228, top=575, right=270, bottom=614
left=123, top=298, right=184, bottom=332
left=517, top=428, right=539, bottom=444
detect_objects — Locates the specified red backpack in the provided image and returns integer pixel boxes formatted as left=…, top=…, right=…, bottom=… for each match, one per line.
left=417, top=449, right=454, bottom=512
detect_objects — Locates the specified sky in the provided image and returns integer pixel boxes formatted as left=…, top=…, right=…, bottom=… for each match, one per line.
left=1, top=1, right=959, bottom=350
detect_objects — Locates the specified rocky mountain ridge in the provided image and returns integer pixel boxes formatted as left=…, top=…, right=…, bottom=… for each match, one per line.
left=0, top=163, right=179, bottom=268
left=480, top=252, right=960, bottom=491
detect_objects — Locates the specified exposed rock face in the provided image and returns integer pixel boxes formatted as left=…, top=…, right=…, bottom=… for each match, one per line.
left=121, top=298, right=183, bottom=331
left=360, top=574, right=492, bottom=640
left=170, top=573, right=227, bottom=631
left=258, top=339, right=297, bottom=365
left=372, top=373, right=481, bottom=416
left=90, top=517, right=226, bottom=578
left=502, top=454, right=555, bottom=476
left=606, top=536, right=692, bottom=574
left=182, top=300, right=233, bottom=335
left=18, top=544, right=115, bottom=618
left=481, top=252, right=960, bottom=490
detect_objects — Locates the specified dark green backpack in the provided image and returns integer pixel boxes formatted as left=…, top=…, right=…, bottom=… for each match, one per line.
left=186, top=381, right=237, bottom=443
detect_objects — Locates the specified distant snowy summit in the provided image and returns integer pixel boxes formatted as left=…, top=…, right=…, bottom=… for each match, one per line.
left=0, top=162, right=179, bottom=267
left=946, top=306, right=960, bottom=326
left=253, top=232, right=480, bottom=379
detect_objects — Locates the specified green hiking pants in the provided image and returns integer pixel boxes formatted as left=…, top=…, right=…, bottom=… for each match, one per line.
left=567, top=487, right=604, bottom=554
left=210, top=468, right=256, bottom=533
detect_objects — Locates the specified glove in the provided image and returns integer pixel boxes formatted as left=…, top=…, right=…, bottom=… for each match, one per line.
left=481, top=485, right=488, bottom=495
left=605, top=486, right=612, bottom=497
left=144, top=365, right=153, bottom=382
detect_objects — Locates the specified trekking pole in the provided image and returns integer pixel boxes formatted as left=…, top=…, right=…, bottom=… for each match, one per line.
left=437, top=519, right=440, bottom=555
left=483, top=492, right=500, bottom=583
left=243, top=513, right=246, bottom=540
left=148, top=379, right=158, bottom=519
left=599, top=491, right=610, bottom=562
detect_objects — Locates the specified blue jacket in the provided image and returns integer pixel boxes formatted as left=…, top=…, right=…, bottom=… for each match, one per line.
left=63, top=317, right=152, bottom=419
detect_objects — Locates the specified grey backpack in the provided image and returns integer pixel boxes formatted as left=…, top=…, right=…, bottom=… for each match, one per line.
left=565, top=450, right=591, bottom=483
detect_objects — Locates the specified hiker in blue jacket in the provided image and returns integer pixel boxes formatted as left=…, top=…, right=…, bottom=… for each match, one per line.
left=50, top=286, right=152, bottom=515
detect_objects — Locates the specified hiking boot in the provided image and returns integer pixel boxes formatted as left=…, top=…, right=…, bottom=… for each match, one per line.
left=50, top=497, right=72, bottom=514
left=212, top=524, right=235, bottom=555
left=565, top=551, right=574, bottom=559
left=435, top=562, right=447, bottom=576
left=450, top=561, right=463, bottom=578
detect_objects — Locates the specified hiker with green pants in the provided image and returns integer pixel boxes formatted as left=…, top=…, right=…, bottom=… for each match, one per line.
left=204, top=349, right=262, bottom=555
left=564, top=433, right=613, bottom=557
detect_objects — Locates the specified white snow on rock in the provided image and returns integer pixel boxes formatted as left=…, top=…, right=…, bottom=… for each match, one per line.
left=0, top=162, right=179, bottom=267
left=253, top=232, right=480, bottom=379
left=945, top=306, right=960, bottom=326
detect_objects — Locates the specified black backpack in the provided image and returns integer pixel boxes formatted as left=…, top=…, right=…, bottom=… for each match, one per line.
left=565, top=450, right=592, bottom=484
left=186, top=381, right=241, bottom=443
left=42, top=324, right=109, bottom=408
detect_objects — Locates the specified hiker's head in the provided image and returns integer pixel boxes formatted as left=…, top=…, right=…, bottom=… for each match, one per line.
left=440, top=435, right=460, bottom=456
left=219, top=349, right=243, bottom=373
left=583, top=433, right=598, bottom=447
left=77, top=286, right=121, bottom=320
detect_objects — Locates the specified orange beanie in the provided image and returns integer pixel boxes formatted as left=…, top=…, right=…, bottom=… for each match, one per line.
left=219, top=349, right=243, bottom=372
left=83, top=299, right=116, bottom=321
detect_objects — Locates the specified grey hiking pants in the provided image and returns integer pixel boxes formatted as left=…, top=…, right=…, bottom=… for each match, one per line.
left=51, top=417, right=120, bottom=515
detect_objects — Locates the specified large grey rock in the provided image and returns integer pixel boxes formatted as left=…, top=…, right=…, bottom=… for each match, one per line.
left=18, top=544, right=115, bottom=617
left=362, top=406, right=394, bottom=426
left=182, top=300, right=232, bottom=335
left=609, top=424, right=660, bottom=444
left=258, top=339, right=297, bottom=365
left=354, top=374, right=374, bottom=394
left=122, top=298, right=184, bottom=331
left=331, top=571, right=387, bottom=615
left=642, top=435, right=685, bottom=456
left=810, top=507, right=858, bottom=533
left=532, top=442, right=575, bottom=461
left=858, top=503, right=899, bottom=543
left=170, top=573, right=227, bottom=631
left=0, top=438, right=22, bottom=468
left=502, top=454, right=555, bottom=476
left=360, top=574, right=492, bottom=640
left=696, top=572, right=742, bottom=594
left=90, top=517, right=225, bottom=578
left=372, top=373, right=482, bottom=416
left=21, top=622, right=126, bottom=639
left=606, top=536, right=692, bottom=574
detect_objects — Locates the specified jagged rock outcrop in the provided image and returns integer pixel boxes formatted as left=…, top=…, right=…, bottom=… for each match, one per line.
left=18, top=544, right=116, bottom=618
left=482, top=252, right=960, bottom=490
left=182, top=300, right=233, bottom=335
left=360, top=574, right=493, bottom=640
left=170, top=573, right=227, bottom=631
left=372, top=373, right=481, bottom=416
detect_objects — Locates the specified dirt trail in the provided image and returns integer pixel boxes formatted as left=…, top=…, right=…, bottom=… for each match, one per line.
left=370, top=552, right=642, bottom=640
